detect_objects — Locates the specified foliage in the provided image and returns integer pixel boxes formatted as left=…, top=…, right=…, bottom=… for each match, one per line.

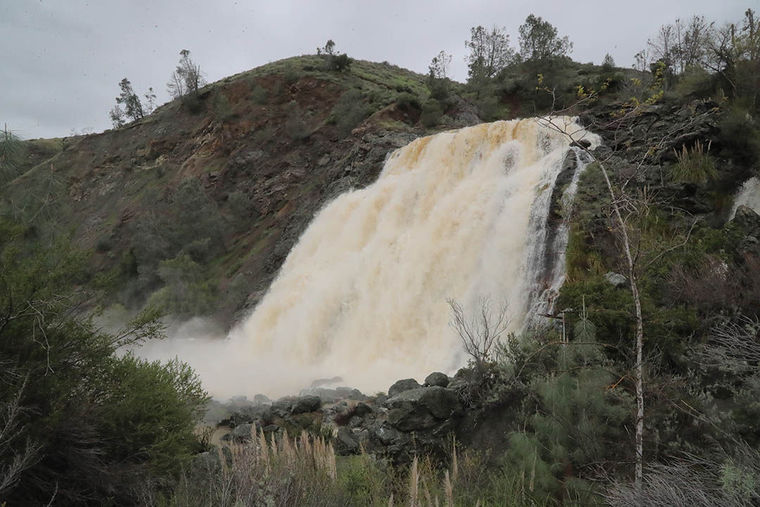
left=419, top=98, right=444, bottom=128
left=0, top=125, right=24, bottom=185
left=167, top=49, right=206, bottom=99
left=671, top=140, right=717, bottom=184
left=110, top=78, right=145, bottom=127
left=0, top=216, right=208, bottom=504
left=427, top=50, right=452, bottom=101
left=330, top=89, right=373, bottom=136
left=319, top=40, right=352, bottom=72
left=465, top=25, right=516, bottom=85
left=518, top=14, right=572, bottom=61
left=716, top=105, right=760, bottom=167
left=502, top=326, right=632, bottom=502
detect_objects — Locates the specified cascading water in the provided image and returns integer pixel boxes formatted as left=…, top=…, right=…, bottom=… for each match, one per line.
left=214, top=117, right=600, bottom=397
left=731, top=177, right=760, bottom=219
left=138, top=118, right=599, bottom=398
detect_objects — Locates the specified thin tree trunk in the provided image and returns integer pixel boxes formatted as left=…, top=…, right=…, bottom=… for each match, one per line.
left=595, top=158, right=645, bottom=490
left=540, top=117, right=645, bottom=489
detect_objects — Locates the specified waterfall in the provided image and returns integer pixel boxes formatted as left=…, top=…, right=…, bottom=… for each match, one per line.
left=216, top=117, right=599, bottom=396
left=730, top=177, right=760, bottom=219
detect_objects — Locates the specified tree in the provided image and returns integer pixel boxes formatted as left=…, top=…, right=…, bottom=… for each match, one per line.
left=0, top=217, right=208, bottom=503
left=428, top=50, right=452, bottom=80
left=465, top=25, right=516, bottom=83
left=602, top=53, right=616, bottom=68
left=144, top=87, right=157, bottom=115
left=317, top=39, right=336, bottom=56
left=118, top=78, right=144, bottom=121
left=318, top=40, right=352, bottom=72
left=167, top=49, right=206, bottom=99
left=448, top=298, right=509, bottom=374
left=109, top=78, right=145, bottom=127
left=427, top=50, right=453, bottom=101
left=518, top=14, right=572, bottom=61
left=0, top=125, right=23, bottom=184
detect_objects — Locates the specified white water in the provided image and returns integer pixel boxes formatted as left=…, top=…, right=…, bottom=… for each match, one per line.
left=139, top=118, right=599, bottom=398
left=730, top=177, right=760, bottom=219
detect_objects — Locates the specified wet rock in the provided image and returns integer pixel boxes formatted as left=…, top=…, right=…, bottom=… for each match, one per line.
left=374, top=422, right=407, bottom=446
left=604, top=272, right=627, bottom=288
left=424, top=372, right=450, bottom=388
left=271, top=397, right=294, bottom=416
left=733, top=205, right=760, bottom=228
left=231, top=423, right=254, bottom=442
left=291, top=395, right=321, bottom=414
left=335, top=387, right=367, bottom=400
left=335, top=426, right=360, bottom=454
left=388, top=378, right=421, bottom=397
left=354, top=402, right=373, bottom=417
left=385, top=387, right=462, bottom=432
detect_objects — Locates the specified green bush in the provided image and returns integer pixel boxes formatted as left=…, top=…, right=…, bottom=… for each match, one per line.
left=326, top=53, right=352, bottom=72
left=396, top=92, right=421, bottom=110
left=717, top=106, right=760, bottom=168
left=250, top=82, right=268, bottom=104
left=211, top=91, right=234, bottom=122
left=671, top=140, right=717, bottom=184
left=98, top=354, right=208, bottom=481
left=0, top=218, right=208, bottom=504
left=420, top=99, right=444, bottom=128
left=285, top=101, right=312, bottom=141
left=331, top=89, right=373, bottom=136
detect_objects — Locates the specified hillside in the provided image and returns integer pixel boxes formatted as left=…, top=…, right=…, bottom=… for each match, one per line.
left=2, top=56, right=482, bottom=326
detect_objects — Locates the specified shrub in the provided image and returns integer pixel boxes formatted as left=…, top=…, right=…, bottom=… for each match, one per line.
left=420, top=99, right=444, bottom=128
left=331, top=89, right=373, bottom=136
left=250, top=82, right=268, bottom=104
left=212, top=92, right=234, bottom=122
left=717, top=106, right=760, bottom=168
left=396, top=92, right=421, bottom=110
left=671, top=140, right=717, bottom=184
left=0, top=219, right=208, bottom=504
left=327, top=53, right=352, bottom=72
left=169, top=430, right=345, bottom=506
left=285, top=101, right=311, bottom=141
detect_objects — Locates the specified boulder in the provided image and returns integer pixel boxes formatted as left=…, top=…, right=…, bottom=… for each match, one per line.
left=334, top=426, right=360, bottom=454
left=384, top=387, right=462, bottom=432
left=733, top=204, right=760, bottom=229
left=354, top=402, right=373, bottom=417
left=388, top=378, right=421, bottom=397
left=231, top=423, right=254, bottom=442
left=291, top=395, right=321, bottom=414
left=271, top=397, right=294, bottom=416
left=604, top=272, right=627, bottom=288
left=424, top=372, right=450, bottom=388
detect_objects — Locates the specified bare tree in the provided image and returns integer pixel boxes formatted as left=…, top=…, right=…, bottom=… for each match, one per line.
left=448, top=298, right=510, bottom=372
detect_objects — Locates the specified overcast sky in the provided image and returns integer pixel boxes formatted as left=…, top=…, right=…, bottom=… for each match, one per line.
left=1, top=0, right=752, bottom=139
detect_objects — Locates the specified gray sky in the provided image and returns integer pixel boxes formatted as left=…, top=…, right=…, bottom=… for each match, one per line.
left=1, top=0, right=752, bottom=139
